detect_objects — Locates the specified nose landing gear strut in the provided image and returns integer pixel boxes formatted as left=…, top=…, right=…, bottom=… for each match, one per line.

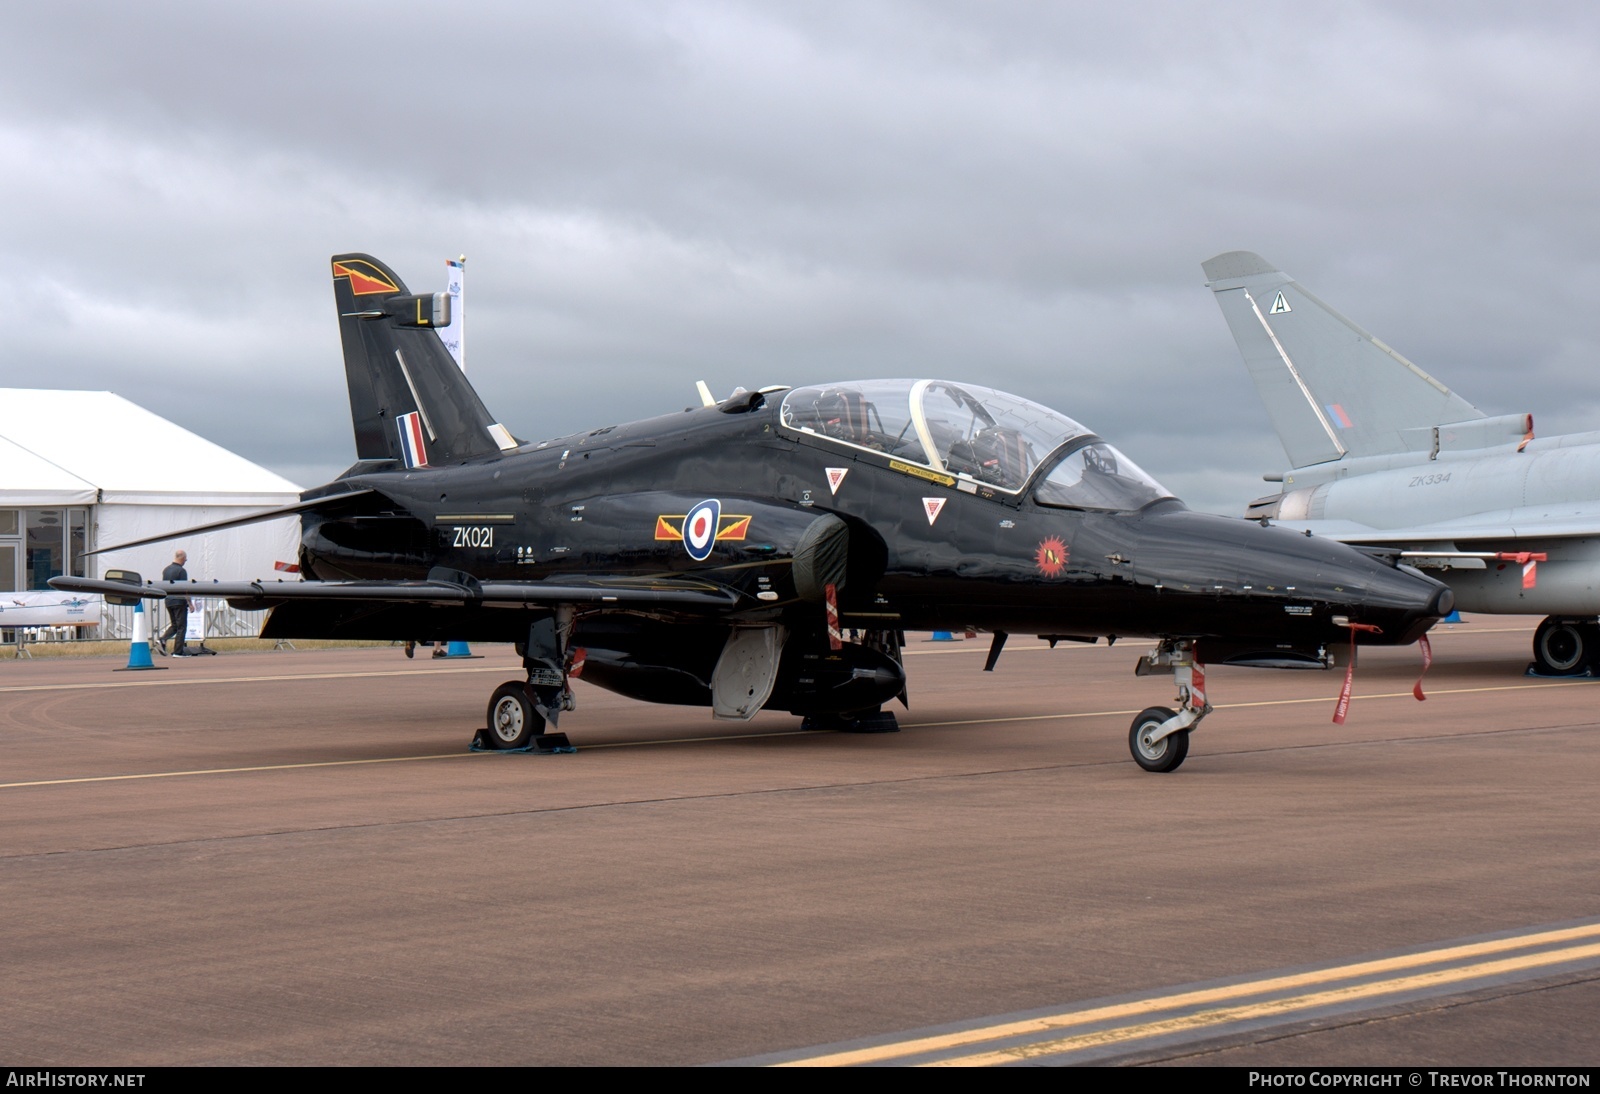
left=1129, top=639, right=1210, bottom=772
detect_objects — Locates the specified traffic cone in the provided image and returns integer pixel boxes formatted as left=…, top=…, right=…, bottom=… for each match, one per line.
left=116, top=601, right=165, bottom=672
left=434, top=640, right=481, bottom=659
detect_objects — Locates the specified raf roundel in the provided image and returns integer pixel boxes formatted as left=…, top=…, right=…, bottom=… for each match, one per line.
left=683, top=498, right=721, bottom=561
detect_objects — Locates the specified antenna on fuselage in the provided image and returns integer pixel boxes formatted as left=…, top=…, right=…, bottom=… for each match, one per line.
left=695, top=380, right=716, bottom=408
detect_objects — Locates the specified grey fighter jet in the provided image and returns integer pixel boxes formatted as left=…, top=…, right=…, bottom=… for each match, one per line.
left=1203, top=252, right=1600, bottom=674
left=1203, top=250, right=1600, bottom=675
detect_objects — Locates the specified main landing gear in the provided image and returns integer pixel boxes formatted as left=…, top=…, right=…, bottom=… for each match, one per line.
left=480, top=610, right=578, bottom=752
left=1532, top=616, right=1600, bottom=676
left=1129, top=639, right=1210, bottom=773
left=485, top=680, right=570, bottom=749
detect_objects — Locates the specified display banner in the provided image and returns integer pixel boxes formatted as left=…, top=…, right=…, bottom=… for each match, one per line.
left=0, top=591, right=103, bottom=627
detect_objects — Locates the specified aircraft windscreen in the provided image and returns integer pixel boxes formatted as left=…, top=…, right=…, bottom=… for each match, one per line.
left=779, top=380, right=928, bottom=462
left=916, top=382, right=1088, bottom=491
left=781, top=380, right=1089, bottom=492
left=1034, top=442, right=1174, bottom=512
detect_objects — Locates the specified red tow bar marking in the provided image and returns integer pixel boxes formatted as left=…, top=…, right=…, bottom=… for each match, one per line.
left=1332, top=623, right=1383, bottom=726
left=1413, top=634, right=1432, bottom=702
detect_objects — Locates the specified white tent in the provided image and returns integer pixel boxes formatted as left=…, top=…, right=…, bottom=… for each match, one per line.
left=0, top=432, right=97, bottom=505
left=0, top=389, right=303, bottom=592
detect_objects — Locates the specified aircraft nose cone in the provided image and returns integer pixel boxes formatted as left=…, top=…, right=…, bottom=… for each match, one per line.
left=1339, top=550, right=1454, bottom=645
left=1433, top=586, right=1455, bottom=617
left=1366, top=557, right=1450, bottom=610
left=1133, top=509, right=1451, bottom=644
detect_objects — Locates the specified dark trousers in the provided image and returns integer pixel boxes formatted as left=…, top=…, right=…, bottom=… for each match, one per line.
left=161, top=601, right=189, bottom=654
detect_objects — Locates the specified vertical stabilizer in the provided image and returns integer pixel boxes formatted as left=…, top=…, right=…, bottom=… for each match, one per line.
left=1202, top=251, right=1483, bottom=468
left=331, top=253, right=515, bottom=467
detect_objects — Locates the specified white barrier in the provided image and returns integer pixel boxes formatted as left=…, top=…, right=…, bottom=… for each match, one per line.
left=1, top=600, right=270, bottom=644
left=105, top=600, right=268, bottom=641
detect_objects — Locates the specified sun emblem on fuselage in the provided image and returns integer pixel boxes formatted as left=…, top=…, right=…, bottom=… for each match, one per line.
left=1035, top=536, right=1068, bottom=578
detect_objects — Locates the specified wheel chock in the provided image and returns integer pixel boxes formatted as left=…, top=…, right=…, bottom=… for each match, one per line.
left=799, top=711, right=900, bottom=733
left=470, top=729, right=576, bottom=754
left=1524, top=663, right=1596, bottom=679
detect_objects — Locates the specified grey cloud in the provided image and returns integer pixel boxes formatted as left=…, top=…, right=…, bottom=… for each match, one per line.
left=3, top=2, right=1598, bottom=515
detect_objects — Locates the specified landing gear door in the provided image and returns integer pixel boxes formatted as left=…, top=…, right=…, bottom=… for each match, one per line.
left=712, top=625, right=788, bottom=720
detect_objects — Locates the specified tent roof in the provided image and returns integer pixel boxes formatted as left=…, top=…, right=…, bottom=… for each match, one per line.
left=0, top=434, right=97, bottom=505
left=0, top=389, right=301, bottom=506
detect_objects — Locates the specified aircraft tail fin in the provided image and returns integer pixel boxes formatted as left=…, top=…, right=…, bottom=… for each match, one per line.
left=330, top=254, right=518, bottom=467
left=1202, top=251, right=1484, bottom=468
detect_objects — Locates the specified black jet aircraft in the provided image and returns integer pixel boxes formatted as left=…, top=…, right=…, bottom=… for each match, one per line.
left=54, top=254, right=1455, bottom=772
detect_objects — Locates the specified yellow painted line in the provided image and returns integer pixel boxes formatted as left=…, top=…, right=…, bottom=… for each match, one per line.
left=0, top=751, right=482, bottom=788
left=582, top=729, right=811, bottom=749
left=0, top=665, right=509, bottom=694
left=778, top=922, right=1600, bottom=1066
left=0, top=730, right=825, bottom=789
left=1223, top=677, right=1599, bottom=708
left=1426, top=626, right=1538, bottom=635
left=933, top=939, right=1600, bottom=1066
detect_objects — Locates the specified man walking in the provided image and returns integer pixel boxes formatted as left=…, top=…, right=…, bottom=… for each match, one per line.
left=156, top=549, right=194, bottom=656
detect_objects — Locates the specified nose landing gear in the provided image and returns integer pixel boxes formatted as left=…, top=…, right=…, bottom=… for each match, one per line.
left=1130, top=639, right=1210, bottom=772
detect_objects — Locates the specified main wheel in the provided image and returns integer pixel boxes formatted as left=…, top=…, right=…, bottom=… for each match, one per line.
left=1129, top=706, right=1190, bottom=773
left=485, top=681, right=545, bottom=749
left=1533, top=618, right=1598, bottom=675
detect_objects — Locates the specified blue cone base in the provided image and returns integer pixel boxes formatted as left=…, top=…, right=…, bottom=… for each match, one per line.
left=434, top=640, right=481, bottom=659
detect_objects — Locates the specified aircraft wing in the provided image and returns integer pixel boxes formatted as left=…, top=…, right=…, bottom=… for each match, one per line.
left=49, top=574, right=740, bottom=612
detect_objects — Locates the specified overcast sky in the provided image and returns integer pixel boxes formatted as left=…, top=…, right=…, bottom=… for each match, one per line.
left=5, top=1, right=1598, bottom=513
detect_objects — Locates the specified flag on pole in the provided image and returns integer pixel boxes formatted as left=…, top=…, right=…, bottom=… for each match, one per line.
left=439, top=257, right=465, bottom=370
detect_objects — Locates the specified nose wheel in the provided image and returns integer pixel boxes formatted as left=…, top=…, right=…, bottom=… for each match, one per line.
left=1129, top=639, right=1209, bottom=772
left=1129, top=707, right=1190, bottom=772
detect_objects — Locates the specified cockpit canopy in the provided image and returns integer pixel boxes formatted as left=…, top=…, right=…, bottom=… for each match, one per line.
left=780, top=379, right=1174, bottom=511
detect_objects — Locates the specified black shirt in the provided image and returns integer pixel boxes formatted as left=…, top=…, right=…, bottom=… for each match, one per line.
left=162, top=562, right=188, bottom=605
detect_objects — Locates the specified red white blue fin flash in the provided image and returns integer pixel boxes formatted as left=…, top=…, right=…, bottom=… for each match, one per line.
left=397, top=411, right=428, bottom=468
